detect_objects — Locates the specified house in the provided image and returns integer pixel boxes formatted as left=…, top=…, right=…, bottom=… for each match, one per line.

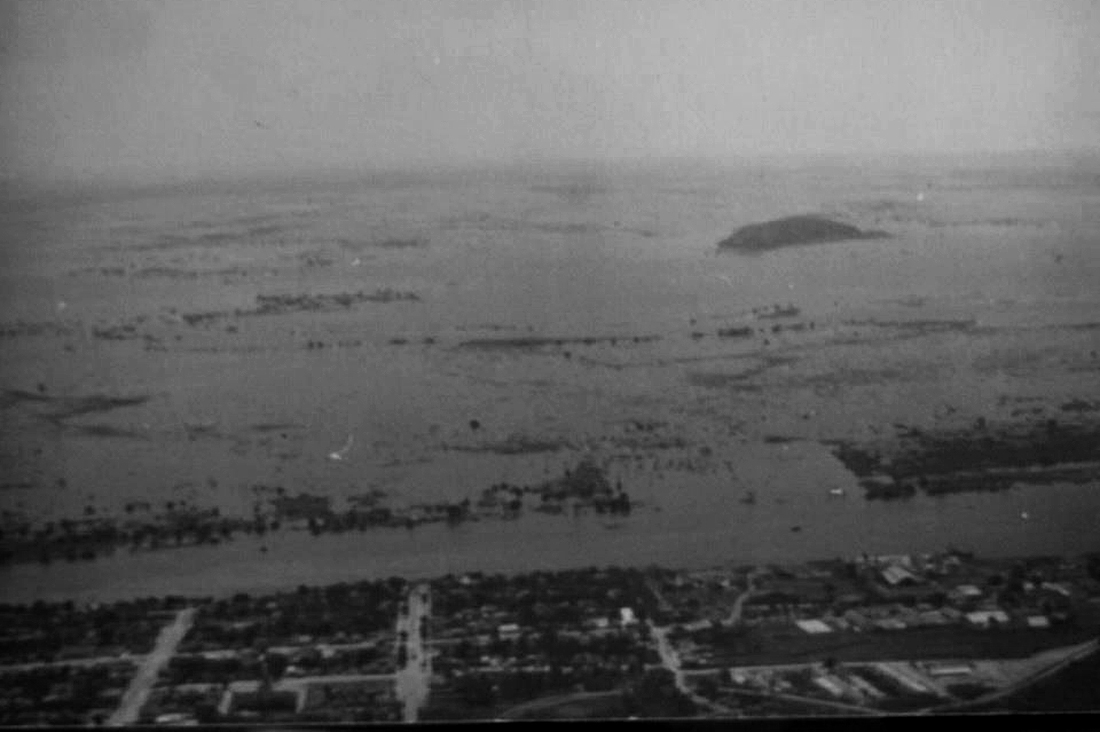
left=619, top=607, right=637, bottom=626
left=155, top=713, right=196, bottom=725
left=1041, top=582, right=1072, bottom=597
left=498, top=623, right=521, bottom=639
left=1026, top=615, right=1051, bottom=629
left=812, top=675, right=845, bottom=697
left=881, top=565, right=920, bottom=587
left=876, top=663, right=930, bottom=695
left=795, top=619, right=833, bottom=634
left=842, top=610, right=872, bottom=630
left=917, top=610, right=949, bottom=626
left=837, top=592, right=868, bottom=607
left=847, top=674, right=886, bottom=700
left=939, top=607, right=964, bottom=621
left=924, top=662, right=973, bottom=677
left=966, top=610, right=1009, bottom=628
left=876, top=554, right=914, bottom=569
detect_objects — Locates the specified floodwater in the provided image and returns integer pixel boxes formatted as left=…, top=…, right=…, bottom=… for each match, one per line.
left=2, top=155, right=1099, bottom=602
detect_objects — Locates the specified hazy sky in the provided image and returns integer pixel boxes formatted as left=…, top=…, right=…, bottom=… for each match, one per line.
left=1, top=0, right=1097, bottom=183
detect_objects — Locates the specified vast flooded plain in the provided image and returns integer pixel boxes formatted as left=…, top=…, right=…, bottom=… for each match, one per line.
left=2, top=156, right=1099, bottom=601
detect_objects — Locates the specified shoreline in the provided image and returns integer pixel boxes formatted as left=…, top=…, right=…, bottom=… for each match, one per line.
left=0, top=543, right=1095, bottom=609
left=3, top=490, right=1097, bottom=604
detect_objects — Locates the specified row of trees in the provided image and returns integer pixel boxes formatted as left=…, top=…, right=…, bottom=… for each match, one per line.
left=444, top=629, right=655, bottom=666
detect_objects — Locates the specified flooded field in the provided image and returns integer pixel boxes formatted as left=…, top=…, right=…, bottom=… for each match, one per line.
left=2, top=157, right=1099, bottom=602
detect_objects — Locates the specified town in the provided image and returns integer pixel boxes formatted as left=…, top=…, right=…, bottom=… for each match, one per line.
left=2, top=550, right=1098, bottom=723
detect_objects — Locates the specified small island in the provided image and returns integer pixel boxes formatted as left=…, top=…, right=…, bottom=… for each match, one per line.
left=717, top=215, right=889, bottom=254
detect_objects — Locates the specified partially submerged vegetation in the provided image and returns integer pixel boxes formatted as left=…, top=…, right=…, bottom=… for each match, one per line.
left=0, top=390, right=152, bottom=423
left=443, top=434, right=575, bottom=455
left=181, top=289, right=420, bottom=326
left=458, top=334, right=660, bottom=350
left=829, top=416, right=1100, bottom=499
left=0, top=460, right=637, bottom=566
left=0, top=321, right=73, bottom=339
left=337, top=236, right=428, bottom=251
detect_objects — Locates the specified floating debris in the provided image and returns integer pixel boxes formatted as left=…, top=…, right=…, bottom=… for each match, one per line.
left=327, top=434, right=354, bottom=462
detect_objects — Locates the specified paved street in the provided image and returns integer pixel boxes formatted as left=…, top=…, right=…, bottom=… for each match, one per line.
left=107, top=607, right=196, bottom=726
left=649, top=621, right=735, bottom=716
left=394, top=583, right=432, bottom=722
left=0, top=654, right=145, bottom=674
left=724, top=567, right=762, bottom=626
left=650, top=623, right=686, bottom=692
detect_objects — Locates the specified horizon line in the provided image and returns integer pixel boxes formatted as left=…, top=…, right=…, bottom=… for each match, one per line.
left=3, top=146, right=1098, bottom=197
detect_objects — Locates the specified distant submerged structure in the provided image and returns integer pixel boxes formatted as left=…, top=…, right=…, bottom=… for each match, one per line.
left=717, top=215, right=889, bottom=254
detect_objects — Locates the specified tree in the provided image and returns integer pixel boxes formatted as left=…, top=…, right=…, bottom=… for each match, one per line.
left=456, top=673, right=495, bottom=706
left=193, top=703, right=218, bottom=724
left=265, top=652, right=289, bottom=680
left=696, top=675, right=720, bottom=700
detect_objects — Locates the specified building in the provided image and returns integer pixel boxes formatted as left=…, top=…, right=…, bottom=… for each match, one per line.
left=924, top=662, right=973, bottom=677
left=795, top=619, right=833, bottom=634
left=965, top=610, right=1009, bottom=628
left=848, top=674, right=886, bottom=700
left=881, top=565, right=920, bottom=587
left=916, top=610, right=949, bottom=626
left=812, top=675, right=845, bottom=697
left=1041, top=582, right=1071, bottom=597
left=876, top=663, right=931, bottom=695
left=842, top=610, right=873, bottom=631
left=875, top=618, right=907, bottom=631
left=939, top=607, right=964, bottom=621
left=953, top=584, right=983, bottom=599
